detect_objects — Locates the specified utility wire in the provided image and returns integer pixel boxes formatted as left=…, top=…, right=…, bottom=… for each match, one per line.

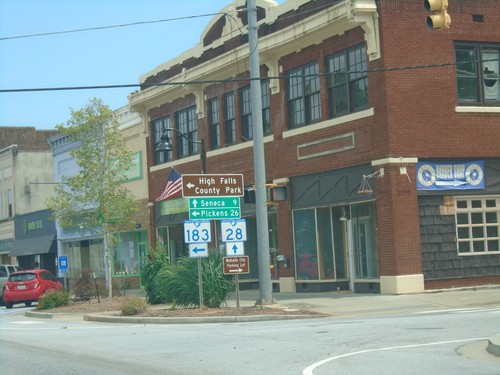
left=0, top=13, right=224, bottom=41
left=1, top=59, right=498, bottom=94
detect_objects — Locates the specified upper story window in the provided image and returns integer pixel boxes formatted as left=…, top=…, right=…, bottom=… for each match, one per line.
left=456, top=43, right=500, bottom=106
left=176, top=106, right=198, bottom=158
left=286, top=62, right=321, bottom=129
left=7, top=189, right=12, bottom=218
left=224, top=92, right=236, bottom=145
left=240, top=86, right=252, bottom=141
left=327, top=44, right=368, bottom=118
left=456, top=196, right=500, bottom=255
left=239, top=81, right=272, bottom=142
left=208, top=98, right=220, bottom=149
left=261, top=80, right=271, bottom=136
left=152, top=116, right=172, bottom=165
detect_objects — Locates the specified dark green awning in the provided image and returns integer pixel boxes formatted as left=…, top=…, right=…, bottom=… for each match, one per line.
left=10, top=235, right=56, bottom=257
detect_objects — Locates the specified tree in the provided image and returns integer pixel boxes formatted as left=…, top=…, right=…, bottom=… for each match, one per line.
left=47, top=98, right=138, bottom=298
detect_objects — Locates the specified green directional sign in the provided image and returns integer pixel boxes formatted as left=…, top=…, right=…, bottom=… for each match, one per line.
left=188, top=197, right=241, bottom=220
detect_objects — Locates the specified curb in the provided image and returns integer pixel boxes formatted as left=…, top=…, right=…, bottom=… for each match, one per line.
left=25, top=311, right=53, bottom=319
left=83, top=312, right=322, bottom=324
left=487, top=334, right=500, bottom=357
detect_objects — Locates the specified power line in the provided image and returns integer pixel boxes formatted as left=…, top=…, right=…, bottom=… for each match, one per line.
left=0, top=13, right=224, bottom=41
left=1, top=59, right=497, bottom=94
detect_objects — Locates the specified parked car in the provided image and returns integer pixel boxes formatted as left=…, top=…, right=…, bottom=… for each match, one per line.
left=3, top=269, right=62, bottom=309
left=0, top=264, right=22, bottom=305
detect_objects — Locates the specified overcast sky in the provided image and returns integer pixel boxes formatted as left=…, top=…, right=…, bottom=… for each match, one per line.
left=0, top=0, right=284, bottom=129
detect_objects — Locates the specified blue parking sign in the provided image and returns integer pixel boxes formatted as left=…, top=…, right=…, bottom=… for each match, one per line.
left=59, top=256, right=68, bottom=272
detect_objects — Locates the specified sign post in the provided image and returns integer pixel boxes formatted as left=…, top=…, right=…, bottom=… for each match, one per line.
left=184, top=220, right=211, bottom=308
left=223, top=256, right=249, bottom=308
left=58, top=256, right=68, bottom=291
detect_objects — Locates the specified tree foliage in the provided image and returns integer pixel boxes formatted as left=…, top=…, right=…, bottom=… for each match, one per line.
left=46, top=98, right=139, bottom=297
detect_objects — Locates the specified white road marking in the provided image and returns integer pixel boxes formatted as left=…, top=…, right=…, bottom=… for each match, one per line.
left=302, top=337, right=487, bottom=375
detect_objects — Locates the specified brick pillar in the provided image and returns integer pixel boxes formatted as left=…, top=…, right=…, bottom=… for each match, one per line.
left=374, top=160, right=424, bottom=294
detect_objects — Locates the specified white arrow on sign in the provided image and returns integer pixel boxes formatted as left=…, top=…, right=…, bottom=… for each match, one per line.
left=226, top=241, right=244, bottom=256
left=186, top=182, right=195, bottom=189
left=229, top=267, right=244, bottom=273
left=189, top=243, right=208, bottom=258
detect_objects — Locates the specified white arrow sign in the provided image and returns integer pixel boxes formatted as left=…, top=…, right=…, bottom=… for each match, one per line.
left=189, top=243, right=208, bottom=258
left=226, top=241, right=244, bottom=256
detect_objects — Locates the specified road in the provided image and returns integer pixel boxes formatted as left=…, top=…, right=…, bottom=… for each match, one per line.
left=1, top=305, right=499, bottom=375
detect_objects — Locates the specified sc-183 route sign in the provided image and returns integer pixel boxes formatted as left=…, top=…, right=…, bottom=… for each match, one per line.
left=183, top=220, right=211, bottom=244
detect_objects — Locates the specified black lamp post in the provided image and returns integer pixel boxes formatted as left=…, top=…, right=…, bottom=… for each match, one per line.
left=155, top=127, right=206, bottom=308
left=155, top=128, right=206, bottom=174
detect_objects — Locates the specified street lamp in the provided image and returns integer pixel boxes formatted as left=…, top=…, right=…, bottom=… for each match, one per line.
left=155, top=127, right=206, bottom=308
left=155, top=127, right=206, bottom=174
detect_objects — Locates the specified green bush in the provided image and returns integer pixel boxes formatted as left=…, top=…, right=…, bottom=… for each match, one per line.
left=37, top=290, right=70, bottom=310
left=143, top=245, right=170, bottom=304
left=155, top=250, right=235, bottom=308
left=121, top=296, right=148, bottom=316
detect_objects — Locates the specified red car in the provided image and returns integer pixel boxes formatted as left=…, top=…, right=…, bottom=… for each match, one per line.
left=3, top=269, right=62, bottom=309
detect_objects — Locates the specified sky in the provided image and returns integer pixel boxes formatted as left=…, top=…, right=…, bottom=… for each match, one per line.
left=0, top=0, right=284, bottom=130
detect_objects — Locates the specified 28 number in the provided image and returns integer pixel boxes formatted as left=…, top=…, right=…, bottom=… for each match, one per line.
left=225, top=228, right=244, bottom=241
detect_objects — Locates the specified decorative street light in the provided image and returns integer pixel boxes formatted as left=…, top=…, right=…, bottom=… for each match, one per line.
left=155, top=127, right=206, bottom=174
left=156, top=127, right=206, bottom=308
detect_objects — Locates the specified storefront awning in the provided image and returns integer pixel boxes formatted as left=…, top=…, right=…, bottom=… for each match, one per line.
left=10, top=235, right=56, bottom=257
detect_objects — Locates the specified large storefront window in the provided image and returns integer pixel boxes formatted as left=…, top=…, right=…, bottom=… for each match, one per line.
left=293, top=206, right=348, bottom=281
left=293, top=203, right=377, bottom=282
left=89, top=239, right=105, bottom=278
left=113, top=231, right=147, bottom=275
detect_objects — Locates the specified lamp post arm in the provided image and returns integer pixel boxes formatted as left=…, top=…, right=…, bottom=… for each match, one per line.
left=162, top=127, right=206, bottom=174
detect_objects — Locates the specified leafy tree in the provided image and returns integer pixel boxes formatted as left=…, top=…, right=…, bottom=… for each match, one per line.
left=47, top=98, right=138, bottom=298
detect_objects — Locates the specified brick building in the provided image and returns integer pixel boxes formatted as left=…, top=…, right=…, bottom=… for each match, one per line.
left=129, top=0, right=500, bottom=294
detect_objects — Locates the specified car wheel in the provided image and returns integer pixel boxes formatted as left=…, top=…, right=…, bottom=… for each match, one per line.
left=5, top=302, right=13, bottom=309
left=25, top=302, right=32, bottom=307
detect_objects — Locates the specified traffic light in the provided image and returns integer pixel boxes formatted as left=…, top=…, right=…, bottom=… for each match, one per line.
left=269, top=186, right=287, bottom=202
left=424, top=0, right=451, bottom=30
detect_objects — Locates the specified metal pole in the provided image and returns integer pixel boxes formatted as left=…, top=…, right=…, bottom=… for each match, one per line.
left=248, top=0, right=273, bottom=305
left=199, top=139, right=206, bottom=309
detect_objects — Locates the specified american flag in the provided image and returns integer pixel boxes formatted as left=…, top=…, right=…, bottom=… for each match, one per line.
left=155, top=168, right=182, bottom=202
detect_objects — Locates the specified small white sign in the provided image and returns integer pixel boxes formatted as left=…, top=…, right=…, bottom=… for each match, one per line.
left=220, top=219, right=247, bottom=242
left=189, top=243, right=209, bottom=258
left=226, top=241, right=245, bottom=256
left=184, top=220, right=211, bottom=244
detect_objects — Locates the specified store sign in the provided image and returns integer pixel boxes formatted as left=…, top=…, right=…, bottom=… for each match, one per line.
left=417, top=161, right=485, bottom=190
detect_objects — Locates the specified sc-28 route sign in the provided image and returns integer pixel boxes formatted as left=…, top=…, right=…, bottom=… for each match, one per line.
left=221, top=219, right=247, bottom=242
left=188, top=197, right=241, bottom=220
left=182, top=174, right=244, bottom=197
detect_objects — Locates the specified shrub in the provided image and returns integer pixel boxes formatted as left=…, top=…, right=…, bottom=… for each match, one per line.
left=143, top=245, right=170, bottom=304
left=37, top=290, right=70, bottom=310
left=121, top=296, right=148, bottom=316
left=155, top=250, right=235, bottom=308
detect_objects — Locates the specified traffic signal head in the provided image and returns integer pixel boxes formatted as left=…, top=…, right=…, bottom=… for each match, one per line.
left=424, top=0, right=451, bottom=30
left=270, top=186, right=287, bottom=202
